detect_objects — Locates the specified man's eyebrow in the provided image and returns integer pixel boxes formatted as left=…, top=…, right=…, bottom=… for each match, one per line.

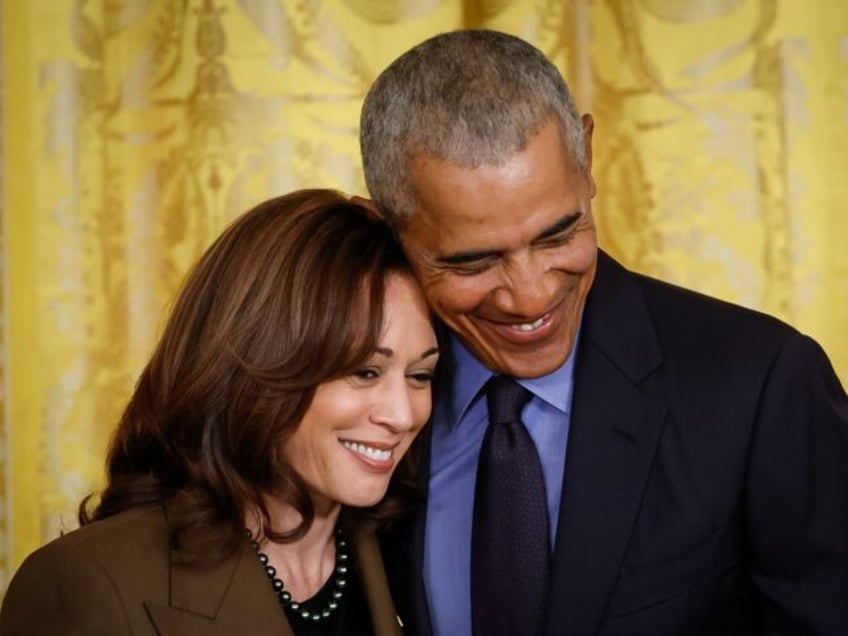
left=532, top=211, right=582, bottom=242
left=435, top=212, right=584, bottom=265
left=436, top=249, right=500, bottom=266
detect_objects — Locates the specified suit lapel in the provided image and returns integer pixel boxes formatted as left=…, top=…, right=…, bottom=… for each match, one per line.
left=409, top=405, right=436, bottom=636
left=382, top=425, right=434, bottom=636
left=145, top=514, right=292, bottom=636
left=546, top=251, right=668, bottom=634
left=353, top=528, right=404, bottom=636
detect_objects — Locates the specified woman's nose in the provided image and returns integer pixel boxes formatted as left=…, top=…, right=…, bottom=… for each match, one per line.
left=371, top=381, right=415, bottom=432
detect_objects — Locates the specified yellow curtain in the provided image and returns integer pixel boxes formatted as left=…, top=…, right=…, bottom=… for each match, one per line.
left=1, top=0, right=846, bottom=587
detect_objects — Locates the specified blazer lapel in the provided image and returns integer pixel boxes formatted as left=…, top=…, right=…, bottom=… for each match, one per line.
left=353, top=528, right=404, bottom=636
left=381, top=400, right=436, bottom=636
left=409, top=392, right=437, bottom=636
left=145, top=524, right=293, bottom=636
left=546, top=251, right=668, bottom=634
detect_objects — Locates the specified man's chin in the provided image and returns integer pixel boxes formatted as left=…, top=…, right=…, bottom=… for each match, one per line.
left=481, top=348, right=571, bottom=379
left=497, top=360, right=566, bottom=379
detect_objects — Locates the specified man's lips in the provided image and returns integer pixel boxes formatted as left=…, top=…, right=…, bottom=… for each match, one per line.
left=480, top=301, right=562, bottom=343
left=505, top=313, right=548, bottom=333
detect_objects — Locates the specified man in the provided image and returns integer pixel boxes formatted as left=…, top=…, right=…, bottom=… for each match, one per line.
left=360, top=30, right=848, bottom=635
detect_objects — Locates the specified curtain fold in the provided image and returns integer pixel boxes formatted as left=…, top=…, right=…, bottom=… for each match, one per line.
left=2, top=0, right=845, bottom=589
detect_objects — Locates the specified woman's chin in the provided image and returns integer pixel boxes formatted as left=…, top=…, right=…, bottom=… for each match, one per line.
left=340, top=487, right=388, bottom=509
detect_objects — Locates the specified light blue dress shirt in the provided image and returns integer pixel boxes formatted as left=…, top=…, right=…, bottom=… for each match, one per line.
left=423, top=334, right=576, bottom=636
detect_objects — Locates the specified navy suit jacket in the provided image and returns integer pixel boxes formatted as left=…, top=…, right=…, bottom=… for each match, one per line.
left=383, top=250, right=848, bottom=635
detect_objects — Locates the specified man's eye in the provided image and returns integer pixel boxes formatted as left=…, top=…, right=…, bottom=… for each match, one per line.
left=446, top=260, right=495, bottom=276
left=538, top=231, right=575, bottom=248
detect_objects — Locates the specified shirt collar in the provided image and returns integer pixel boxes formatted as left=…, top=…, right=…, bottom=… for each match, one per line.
left=442, top=331, right=578, bottom=427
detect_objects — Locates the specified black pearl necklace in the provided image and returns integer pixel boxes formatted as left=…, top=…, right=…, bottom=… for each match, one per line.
left=250, top=526, right=349, bottom=623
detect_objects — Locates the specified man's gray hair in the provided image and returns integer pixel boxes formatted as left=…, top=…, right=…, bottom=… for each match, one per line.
left=360, top=29, right=585, bottom=227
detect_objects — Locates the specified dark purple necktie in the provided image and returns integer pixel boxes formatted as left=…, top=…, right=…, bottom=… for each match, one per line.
left=471, top=375, right=551, bottom=636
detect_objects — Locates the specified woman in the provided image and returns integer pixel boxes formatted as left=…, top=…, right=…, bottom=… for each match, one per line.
left=0, top=189, right=439, bottom=636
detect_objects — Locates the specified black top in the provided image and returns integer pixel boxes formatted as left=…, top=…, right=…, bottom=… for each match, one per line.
left=283, top=556, right=373, bottom=636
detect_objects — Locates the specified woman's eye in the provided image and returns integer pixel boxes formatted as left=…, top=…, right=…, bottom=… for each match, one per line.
left=407, top=370, right=435, bottom=385
left=352, top=368, right=380, bottom=381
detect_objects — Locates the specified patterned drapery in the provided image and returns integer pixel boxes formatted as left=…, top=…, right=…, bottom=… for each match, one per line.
left=1, top=0, right=846, bottom=589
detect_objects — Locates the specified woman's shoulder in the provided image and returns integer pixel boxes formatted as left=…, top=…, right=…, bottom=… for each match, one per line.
left=1, top=506, right=171, bottom=635
left=11, top=505, right=170, bottom=591
left=42, top=505, right=168, bottom=559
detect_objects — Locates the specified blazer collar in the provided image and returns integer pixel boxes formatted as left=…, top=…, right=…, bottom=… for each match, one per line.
left=546, top=250, right=668, bottom=634
left=145, top=509, right=401, bottom=636
left=379, top=431, right=434, bottom=635
left=352, top=528, right=405, bottom=635
left=144, top=506, right=291, bottom=636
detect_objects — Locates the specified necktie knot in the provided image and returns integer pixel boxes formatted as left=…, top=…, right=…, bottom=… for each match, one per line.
left=486, top=375, right=532, bottom=425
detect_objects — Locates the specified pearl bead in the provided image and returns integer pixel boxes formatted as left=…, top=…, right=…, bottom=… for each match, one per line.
left=249, top=525, right=349, bottom=624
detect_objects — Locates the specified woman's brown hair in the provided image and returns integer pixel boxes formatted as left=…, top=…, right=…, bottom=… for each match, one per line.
left=79, top=189, right=419, bottom=560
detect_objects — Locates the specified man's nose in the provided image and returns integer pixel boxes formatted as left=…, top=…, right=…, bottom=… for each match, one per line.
left=492, top=253, right=554, bottom=317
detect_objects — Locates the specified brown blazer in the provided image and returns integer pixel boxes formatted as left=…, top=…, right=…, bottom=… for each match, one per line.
left=0, top=505, right=404, bottom=635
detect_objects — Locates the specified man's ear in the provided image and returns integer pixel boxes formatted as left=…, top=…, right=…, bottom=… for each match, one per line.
left=580, top=114, right=597, bottom=198
left=350, top=195, right=383, bottom=220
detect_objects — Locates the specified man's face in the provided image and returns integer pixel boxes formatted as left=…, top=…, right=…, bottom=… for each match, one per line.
left=398, top=117, right=598, bottom=378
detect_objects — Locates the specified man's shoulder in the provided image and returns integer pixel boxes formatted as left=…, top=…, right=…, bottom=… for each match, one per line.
left=597, top=250, right=798, bottom=347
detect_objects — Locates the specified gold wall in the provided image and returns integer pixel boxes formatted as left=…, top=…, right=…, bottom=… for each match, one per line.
left=2, top=0, right=846, bottom=588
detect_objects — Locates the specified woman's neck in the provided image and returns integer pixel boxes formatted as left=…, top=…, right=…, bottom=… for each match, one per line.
left=248, top=499, right=342, bottom=601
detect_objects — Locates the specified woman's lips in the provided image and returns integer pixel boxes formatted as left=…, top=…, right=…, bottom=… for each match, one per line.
left=340, top=439, right=396, bottom=472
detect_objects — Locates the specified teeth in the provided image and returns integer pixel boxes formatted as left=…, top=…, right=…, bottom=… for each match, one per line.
left=515, top=316, right=546, bottom=332
left=341, top=441, right=392, bottom=462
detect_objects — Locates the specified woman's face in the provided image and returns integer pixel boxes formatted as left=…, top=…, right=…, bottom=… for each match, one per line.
left=284, top=272, right=439, bottom=510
